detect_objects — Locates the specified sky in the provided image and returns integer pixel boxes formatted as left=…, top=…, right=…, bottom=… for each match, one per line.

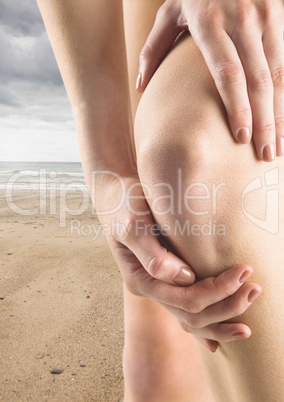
left=0, top=0, right=80, bottom=162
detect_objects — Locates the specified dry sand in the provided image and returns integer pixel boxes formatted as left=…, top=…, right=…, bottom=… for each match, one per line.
left=0, top=190, right=124, bottom=401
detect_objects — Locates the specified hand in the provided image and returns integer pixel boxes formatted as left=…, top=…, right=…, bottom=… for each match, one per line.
left=137, top=0, right=284, bottom=162
left=95, top=173, right=262, bottom=352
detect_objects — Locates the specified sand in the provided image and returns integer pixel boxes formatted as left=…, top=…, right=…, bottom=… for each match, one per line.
left=0, top=190, right=124, bottom=401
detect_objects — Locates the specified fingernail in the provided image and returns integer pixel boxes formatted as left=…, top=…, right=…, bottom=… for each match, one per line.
left=232, top=332, right=247, bottom=339
left=239, top=268, right=252, bottom=283
left=136, top=73, right=142, bottom=90
left=210, top=344, right=218, bottom=353
left=174, top=267, right=193, bottom=285
left=262, top=143, right=275, bottom=162
left=276, top=136, right=284, bottom=156
left=248, top=288, right=261, bottom=303
left=237, top=127, right=251, bottom=144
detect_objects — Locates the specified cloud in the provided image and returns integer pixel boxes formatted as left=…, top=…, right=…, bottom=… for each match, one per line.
left=0, top=128, right=80, bottom=162
left=0, top=0, right=45, bottom=36
left=0, top=84, right=20, bottom=106
left=0, top=24, right=62, bottom=85
left=0, top=1, right=78, bottom=161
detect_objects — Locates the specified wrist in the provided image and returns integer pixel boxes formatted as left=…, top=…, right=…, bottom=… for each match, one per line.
left=74, top=109, right=137, bottom=189
left=82, top=163, right=138, bottom=205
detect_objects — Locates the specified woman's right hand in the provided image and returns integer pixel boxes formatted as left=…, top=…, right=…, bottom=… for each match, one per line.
left=95, top=173, right=262, bottom=352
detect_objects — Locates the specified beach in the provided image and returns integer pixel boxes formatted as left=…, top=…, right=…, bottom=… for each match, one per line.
left=0, top=184, right=124, bottom=401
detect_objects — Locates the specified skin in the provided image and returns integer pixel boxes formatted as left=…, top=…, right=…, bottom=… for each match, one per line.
left=137, top=0, right=284, bottom=162
left=37, top=0, right=267, bottom=400
left=36, top=0, right=261, bottom=345
left=135, top=28, right=284, bottom=402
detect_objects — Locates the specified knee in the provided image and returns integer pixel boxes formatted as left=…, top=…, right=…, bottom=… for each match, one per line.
left=134, top=105, right=274, bottom=277
left=134, top=107, right=241, bottom=223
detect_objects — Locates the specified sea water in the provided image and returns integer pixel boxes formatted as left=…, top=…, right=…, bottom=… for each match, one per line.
left=0, top=161, right=92, bottom=226
left=0, top=161, right=87, bottom=192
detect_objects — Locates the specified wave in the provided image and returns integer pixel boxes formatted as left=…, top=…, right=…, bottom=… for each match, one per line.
left=54, top=172, right=84, bottom=177
left=0, top=164, right=86, bottom=189
left=0, top=171, right=17, bottom=176
left=0, top=182, right=88, bottom=192
left=1, top=169, right=82, bottom=175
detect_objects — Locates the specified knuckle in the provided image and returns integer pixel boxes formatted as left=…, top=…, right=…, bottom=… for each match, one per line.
left=259, top=0, right=275, bottom=22
left=200, top=5, right=221, bottom=27
left=275, top=116, right=284, bottom=132
left=146, top=251, right=166, bottom=278
left=213, top=276, right=232, bottom=298
left=235, top=3, right=254, bottom=29
left=140, top=43, right=153, bottom=61
left=215, top=63, right=245, bottom=87
left=186, top=315, right=203, bottom=329
left=271, top=67, right=284, bottom=88
left=199, top=277, right=214, bottom=293
left=156, top=2, right=172, bottom=23
left=140, top=41, right=165, bottom=63
left=180, top=321, right=191, bottom=333
left=248, top=69, right=273, bottom=92
left=225, top=298, right=243, bottom=317
left=183, top=299, right=203, bottom=315
left=207, top=323, right=220, bottom=339
left=196, top=14, right=220, bottom=41
left=258, top=122, right=275, bottom=138
left=229, top=105, right=251, bottom=119
left=182, top=286, right=204, bottom=313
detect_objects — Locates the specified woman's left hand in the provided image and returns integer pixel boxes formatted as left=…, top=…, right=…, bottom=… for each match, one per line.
left=137, top=0, right=284, bottom=162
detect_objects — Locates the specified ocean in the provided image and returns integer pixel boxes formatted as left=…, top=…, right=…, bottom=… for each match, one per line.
left=0, top=161, right=87, bottom=192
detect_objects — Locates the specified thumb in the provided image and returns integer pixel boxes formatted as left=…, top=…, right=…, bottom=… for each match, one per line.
left=124, top=216, right=195, bottom=286
left=136, top=1, right=185, bottom=92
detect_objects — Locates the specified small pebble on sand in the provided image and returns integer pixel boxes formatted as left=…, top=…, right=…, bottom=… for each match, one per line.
left=51, top=369, right=63, bottom=375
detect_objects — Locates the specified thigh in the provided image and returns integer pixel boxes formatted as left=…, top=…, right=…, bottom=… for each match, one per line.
left=123, top=0, right=212, bottom=401
left=123, top=3, right=214, bottom=401
left=135, top=33, right=284, bottom=402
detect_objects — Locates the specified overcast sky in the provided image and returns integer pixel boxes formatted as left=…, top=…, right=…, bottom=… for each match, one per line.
left=0, top=0, right=80, bottom=162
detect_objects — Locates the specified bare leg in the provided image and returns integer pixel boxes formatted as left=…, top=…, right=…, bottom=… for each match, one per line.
left=123, top=292, right=213, bottom=402
left=123, top=2, right=214, bottom=401
left=135, top=33, right=284, bottom=402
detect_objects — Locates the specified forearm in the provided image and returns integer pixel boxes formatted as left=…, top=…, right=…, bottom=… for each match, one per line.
left=37, top=0, right=136, bottom=193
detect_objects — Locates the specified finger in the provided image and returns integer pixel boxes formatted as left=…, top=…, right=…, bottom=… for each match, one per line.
left=263, top=26, right=284, bottom=157
left=163, top=303, right=253, bottom=342
left=117, top=216, right=195, bottom=286
left=178, top=264, right=253, bottom=314
left=179, top=282, right=262, bottom=329
left=137, top=1, right=185, bottom=92
left=193, top=322, right=252, bottom=343
left=235, top=32, right=276, bottom=161
left=127, top=263, right=253, bottom=312
left=192, top=30, right=252, bottom=145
